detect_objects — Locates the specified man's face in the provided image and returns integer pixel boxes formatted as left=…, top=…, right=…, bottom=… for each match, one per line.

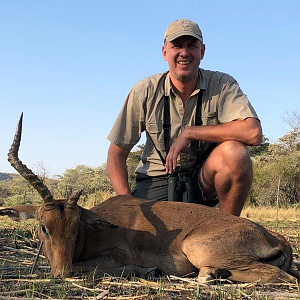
left=162, top=36, right=205, bottom=83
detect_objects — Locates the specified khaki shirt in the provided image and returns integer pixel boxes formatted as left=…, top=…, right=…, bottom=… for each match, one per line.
left=108, top=68, right=258, bottom=177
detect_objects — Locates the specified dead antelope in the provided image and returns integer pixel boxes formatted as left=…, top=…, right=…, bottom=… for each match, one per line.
left=0, top=114, right=299, bottom=284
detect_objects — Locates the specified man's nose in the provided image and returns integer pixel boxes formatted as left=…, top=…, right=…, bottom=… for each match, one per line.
left=179, top=47, right=189, bottom=56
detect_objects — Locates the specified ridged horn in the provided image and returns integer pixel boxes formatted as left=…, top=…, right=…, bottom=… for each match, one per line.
left=65, top=190, right=83, bottom=209
left=7, top=113, right=56, bottom=206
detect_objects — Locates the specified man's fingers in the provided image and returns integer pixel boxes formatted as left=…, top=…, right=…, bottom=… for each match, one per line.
left=166, top=152, right=173, bottom=173
left=165, top=147, right=179, bottom=174
left=172, top=156, right=177, bottom=171
left=165, top=135, right=190, bottom=173
left=165, top=154, right=173, bottom=174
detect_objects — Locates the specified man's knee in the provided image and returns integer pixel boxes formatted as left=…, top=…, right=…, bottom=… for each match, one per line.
left=200, top=141, right=252, bottom=191
left=217, top=141, right=252, bottom=171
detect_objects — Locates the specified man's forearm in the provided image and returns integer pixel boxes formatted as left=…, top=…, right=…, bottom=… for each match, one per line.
left=185, top=118, right=262, bottom=145
left=165, top=118, right=262, bottom=173
left=107, top=144, right=132, bottom=195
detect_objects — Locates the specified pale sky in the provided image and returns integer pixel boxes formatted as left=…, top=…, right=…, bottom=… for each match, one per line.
left=1, top=0, right=299, bottom=176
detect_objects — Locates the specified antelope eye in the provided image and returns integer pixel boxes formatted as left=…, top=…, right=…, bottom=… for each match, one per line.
left=41, top=224, right=49, bottom=237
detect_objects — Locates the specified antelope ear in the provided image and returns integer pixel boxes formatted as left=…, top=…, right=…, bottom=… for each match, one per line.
left=79, top=207, right=118, bottom=229
left=0, top=205, right=37, bottom=222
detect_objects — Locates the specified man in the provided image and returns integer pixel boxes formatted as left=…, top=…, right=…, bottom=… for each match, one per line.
left=107, top=19, right=262, bottom=216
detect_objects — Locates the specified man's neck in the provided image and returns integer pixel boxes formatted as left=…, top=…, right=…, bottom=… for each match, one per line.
left=169, top=74, right=198, bottom=103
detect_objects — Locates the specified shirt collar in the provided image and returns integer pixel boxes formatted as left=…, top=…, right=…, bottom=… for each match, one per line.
left=164, top=68, right=206, bottom=97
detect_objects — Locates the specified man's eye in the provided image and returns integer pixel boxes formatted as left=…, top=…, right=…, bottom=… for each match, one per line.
left=189, top=44, right=197, bottom=49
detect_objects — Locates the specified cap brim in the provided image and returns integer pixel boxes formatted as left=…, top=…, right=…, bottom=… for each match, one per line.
left=165, top=31, right=202, bottom=42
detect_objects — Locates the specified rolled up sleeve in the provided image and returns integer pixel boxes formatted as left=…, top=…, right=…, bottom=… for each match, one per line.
left=108, top=88, right=145, bottom=151
left=217, top=74, right=259, bottom=124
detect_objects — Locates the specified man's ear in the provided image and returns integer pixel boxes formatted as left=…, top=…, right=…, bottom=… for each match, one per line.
left=162, top=44, right=168, bottom=61
left=201, top=43, right=205, bottom=60
left=79, top=207, right=118, bottom=230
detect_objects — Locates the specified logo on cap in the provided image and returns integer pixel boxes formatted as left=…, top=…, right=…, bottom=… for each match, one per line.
left=164, top=19, right=203, bottom=42
left=182, top=21, right=190, bottom=30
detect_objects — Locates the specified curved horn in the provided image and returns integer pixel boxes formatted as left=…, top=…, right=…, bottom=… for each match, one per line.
left=66, top=190, right=83, bottom=209
left=7, top=113, right=56, bottom=206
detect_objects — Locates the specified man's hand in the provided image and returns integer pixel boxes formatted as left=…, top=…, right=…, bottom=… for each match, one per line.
left=165, top=130, right=190, bottom=174
left=164, top=118, right=262, bottom=174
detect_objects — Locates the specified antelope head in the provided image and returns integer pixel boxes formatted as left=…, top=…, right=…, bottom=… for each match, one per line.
left=6, top=114, right=116, bottom=277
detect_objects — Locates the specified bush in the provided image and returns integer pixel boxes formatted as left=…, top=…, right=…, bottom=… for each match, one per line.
left=250, top=129, right=300, bottom=207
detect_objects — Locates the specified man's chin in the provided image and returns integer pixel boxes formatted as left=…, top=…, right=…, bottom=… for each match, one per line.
left=173, top=69, right=198, bottom=83
left=176, top=74, right=194, bottom=83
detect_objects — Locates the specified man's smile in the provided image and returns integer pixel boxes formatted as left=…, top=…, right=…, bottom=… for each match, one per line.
left=177, top=60, right=192, bottom=65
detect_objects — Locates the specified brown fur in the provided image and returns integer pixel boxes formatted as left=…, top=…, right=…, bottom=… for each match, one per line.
left=1, top=195, right=299, bottom=283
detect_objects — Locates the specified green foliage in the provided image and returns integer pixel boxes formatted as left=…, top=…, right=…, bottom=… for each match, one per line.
left=248, top=135, right=270, bottom=157
left=0, top=174, right=60, bottom=207
left=2, top=122, right=299, bottom=209
left=250, top=129, right=300, bottom=207
left=127, top=145, right=144, bottom=189
left=0, top=181, right=11, bottom=205
left=0, top=175, right=40, bottom=207
left=57, top=165, right=99, bottom=197
left=55, top=164, right=115, bottom=205
left=0, top=145, right=144, bottom=207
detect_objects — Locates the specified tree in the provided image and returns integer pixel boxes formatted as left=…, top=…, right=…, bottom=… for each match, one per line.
left=248, top=135, right=270, bottom=157
left=275, top=128, right=300, bottom=152
left=0, top=180, right=12, bottom=206
left=1, top=174, right=42, bottom=206
left=283, top=110, right=300, bottom=130
left=127, top=145, right=144, bottom=189
left=250, top=129, right=300, bottom=207
left=57, top=165, right=97, bottom=198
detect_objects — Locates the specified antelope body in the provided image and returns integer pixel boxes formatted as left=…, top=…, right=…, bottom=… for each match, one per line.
left=0, top=114, right=299, bottom=284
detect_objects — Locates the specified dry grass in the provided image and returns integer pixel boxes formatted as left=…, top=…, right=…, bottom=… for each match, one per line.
left=80, top=191, right=116, bottom=209
left=241, top=206, right=300, bottom=222
left=0, top=207, right=299, bottom=299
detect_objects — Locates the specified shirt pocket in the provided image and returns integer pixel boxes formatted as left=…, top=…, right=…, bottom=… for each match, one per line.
left=201, top=111, right=219, bottom=126
left=146, top=122, right=165, bottom=151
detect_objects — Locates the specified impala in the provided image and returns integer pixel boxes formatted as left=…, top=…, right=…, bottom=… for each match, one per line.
left=0, top=114, right=299, bottom=284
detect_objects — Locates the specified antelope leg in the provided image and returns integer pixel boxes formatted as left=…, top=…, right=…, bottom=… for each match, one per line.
left=228, top=263, right=298, bottom=284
